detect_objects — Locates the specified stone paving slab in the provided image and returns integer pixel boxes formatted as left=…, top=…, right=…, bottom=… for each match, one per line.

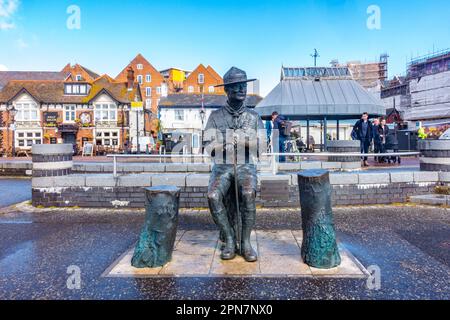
left=104, top=230, right=368, bottom=278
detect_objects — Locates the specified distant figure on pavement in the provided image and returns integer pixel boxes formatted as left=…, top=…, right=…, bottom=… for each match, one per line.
left=271, top=112, right=289, bottom=162
left=376, top=117, right=389, bottom=163
left=352, top=112, right=373, bottom=167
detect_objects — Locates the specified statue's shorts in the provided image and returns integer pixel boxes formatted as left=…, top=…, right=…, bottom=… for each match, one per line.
left=207, top=164, right=257, bottom=215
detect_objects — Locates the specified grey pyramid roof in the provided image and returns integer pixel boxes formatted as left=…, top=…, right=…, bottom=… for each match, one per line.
left=256, top=67, right=384, bottom=120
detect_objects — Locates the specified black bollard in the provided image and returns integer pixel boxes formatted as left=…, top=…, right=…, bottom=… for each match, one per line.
left=297, top=169, right=341, bottom=269
left=131, top=185, right=180, bottom=268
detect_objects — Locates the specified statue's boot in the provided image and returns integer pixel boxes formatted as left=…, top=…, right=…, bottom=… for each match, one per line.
left=242, top=216, right=257, bottom=262
left=213, top=210, right=236, bottom=260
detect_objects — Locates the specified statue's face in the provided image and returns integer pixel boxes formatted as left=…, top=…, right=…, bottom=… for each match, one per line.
left=225, top=82, right=247, bottom=104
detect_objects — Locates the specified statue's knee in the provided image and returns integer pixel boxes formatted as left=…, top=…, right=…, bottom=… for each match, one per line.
left=241, top=189, right=255, bottom=202
left=208, top=190, right=222, bottom=204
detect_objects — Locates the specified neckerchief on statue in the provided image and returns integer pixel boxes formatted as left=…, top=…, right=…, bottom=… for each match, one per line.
left=224, top=100, right=246, bottom=129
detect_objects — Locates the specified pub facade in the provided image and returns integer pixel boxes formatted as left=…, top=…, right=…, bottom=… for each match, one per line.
left=0, top=72, right=142, bottom=156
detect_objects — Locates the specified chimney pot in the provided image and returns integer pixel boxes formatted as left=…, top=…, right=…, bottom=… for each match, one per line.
left=127, top=67, right=135, bottom=91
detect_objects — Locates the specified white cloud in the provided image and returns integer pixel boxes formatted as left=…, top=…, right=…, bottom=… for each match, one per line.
left=0, top=20, right=13, bottom=29
left=0, top=0, right=19, bottom=17
left=0, top=64, right=8, bottom=71
left=15, top=38, right=27, bottom=48
left=0, top=0, right=19, bottom=30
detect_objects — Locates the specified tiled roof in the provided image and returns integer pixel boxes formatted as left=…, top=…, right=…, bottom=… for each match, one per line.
left=0, top=77, right=141, bottom=104
left=159, top=94, right=262, bottom=108
left=0, top=71, right=65, bottom=90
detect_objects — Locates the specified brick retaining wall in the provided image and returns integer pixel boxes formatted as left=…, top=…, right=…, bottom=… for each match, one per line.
left=31, top=171, right=450, bottom=208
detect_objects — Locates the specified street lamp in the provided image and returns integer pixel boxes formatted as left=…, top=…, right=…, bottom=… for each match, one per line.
left=8, top=106, right=17, bottom=158
left=200, top=109, right=206, bottom=154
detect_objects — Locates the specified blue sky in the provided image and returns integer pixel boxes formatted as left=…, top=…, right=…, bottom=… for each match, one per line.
left=0, top=0, right=449, bottom=95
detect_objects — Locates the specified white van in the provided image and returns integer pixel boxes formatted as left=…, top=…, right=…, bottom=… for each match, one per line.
left=131, top=136, right=156, bottom=153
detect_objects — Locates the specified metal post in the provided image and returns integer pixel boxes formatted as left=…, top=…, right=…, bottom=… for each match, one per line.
left=306, top=119, right=310, bottom=151
left=136, top=110, right=140, bottom=154
left=113, top=155, right=117, bottom=178
left=324, top=116, right=328, bottom=151
left=320, top=121, right=323, bottom=151
left=272, top=153, right=277, bottom=175
left=336, top=119, right=340, bottom=140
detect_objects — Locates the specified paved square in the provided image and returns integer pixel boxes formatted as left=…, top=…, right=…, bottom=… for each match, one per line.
left=103, top=230, right=368, bottom=278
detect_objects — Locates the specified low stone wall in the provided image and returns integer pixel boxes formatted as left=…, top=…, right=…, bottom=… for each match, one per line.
left=418, top=140, right=450, bottom=172
left=0, top=161, right=32, bottom=176
left=0, top=159, right=367, bottom=176
left=32, top=171, right=449, bottom=208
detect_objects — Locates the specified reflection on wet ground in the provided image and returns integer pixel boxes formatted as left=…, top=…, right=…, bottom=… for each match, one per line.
left=0, top=205, right=449, bottom=299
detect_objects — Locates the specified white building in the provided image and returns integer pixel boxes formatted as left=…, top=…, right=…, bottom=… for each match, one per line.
left=159, top=94, right=262, bottom=154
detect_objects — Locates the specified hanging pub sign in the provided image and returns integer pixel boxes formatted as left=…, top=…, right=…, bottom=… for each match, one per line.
left=44, top=112, right=58, bottom=126
left=79, top=112, right=92, bottom=127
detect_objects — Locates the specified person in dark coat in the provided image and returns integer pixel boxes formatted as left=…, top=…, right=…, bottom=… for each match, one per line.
left=352, top=112, right=373, bottom=167
left=372, top=118, right=380, bottom=162
left=375, top=117, right=389, bottom=163
left=271, top=112, right=289, bottom=162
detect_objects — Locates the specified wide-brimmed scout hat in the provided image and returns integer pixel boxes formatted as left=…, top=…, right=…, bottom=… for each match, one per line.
left=215, top=67, right=256, bottom=87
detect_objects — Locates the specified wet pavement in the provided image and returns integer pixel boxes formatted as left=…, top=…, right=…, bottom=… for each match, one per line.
left=0, top=204, right=449, bottom=300
left=0, top=178, right=31, bottom=208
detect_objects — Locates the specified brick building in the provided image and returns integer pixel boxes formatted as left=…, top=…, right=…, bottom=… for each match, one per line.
left=183, top=64, right=224, bottom=94
left=62, top=63, right=100, bottom=82
left=0, top=70, right=141, bottom=156
left=115, top=54, right=166, bottom=115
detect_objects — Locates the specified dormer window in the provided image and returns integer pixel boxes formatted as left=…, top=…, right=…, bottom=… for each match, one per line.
left=64, top=83, right=90, bottom=95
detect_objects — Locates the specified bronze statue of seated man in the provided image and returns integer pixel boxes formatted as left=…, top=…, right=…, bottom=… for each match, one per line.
left=204, top=67, right=265, bottom=262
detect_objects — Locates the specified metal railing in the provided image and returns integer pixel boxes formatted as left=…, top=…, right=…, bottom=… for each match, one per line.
left=106, top=153, right=210, bottom=177
left=263, top=151, right=421, bottom=174
left=107, top=151, right=421, bottom=177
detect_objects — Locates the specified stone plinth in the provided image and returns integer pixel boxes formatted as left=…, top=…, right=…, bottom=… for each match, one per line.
left=418, top=140, right=450, bottom=172
left=327, top=140, right=361, bottom=170
left=32, top=144, right=73, bottom=177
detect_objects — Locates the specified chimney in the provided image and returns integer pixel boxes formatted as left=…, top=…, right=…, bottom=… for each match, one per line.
left=127, top=66, right=135, bottom=91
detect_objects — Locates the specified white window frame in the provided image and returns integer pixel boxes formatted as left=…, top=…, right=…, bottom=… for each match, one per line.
left=15, top=102, right=39, bottom=122
left=198, top=73, right=205, bottom=84
left=15, top=129, right=42, bottom=149
left=208, top=86, right=215, bottom=93
left=95, top=129, right=120, bottom=147
left=188, top=86, right=194, bottom=93
left=137, top=75, right=143, bottom=85
left=94, top=103, right=117, bottom=123
left=145, top=87, right=152, bottom=97
left=64, top=105, right=76, bottom=123
left=174, top=110, right=184, bottom=121
left=145, top=99, right=152, bottom=109
left=146, top=74, right=151, bottom=82
left=156, top=86, right=161, bottom=95
left=136, top=64, right=143, bottom=70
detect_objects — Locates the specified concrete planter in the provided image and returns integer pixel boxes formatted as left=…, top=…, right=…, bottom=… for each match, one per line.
left=326, top=140, right=361, bottom=170
left=32, top=144, right=74, bottom=177
left=418, top=139, right=450, bottom=172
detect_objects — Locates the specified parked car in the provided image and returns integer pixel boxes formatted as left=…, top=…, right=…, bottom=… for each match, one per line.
left=131, top=136, right=156, bottom=153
